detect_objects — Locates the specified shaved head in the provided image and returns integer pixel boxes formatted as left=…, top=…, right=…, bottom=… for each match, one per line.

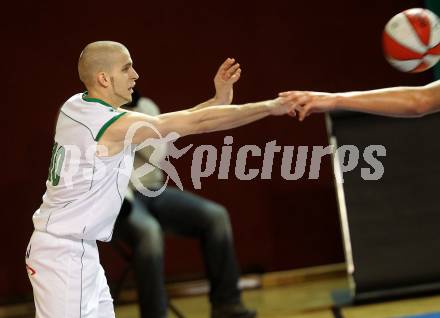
left=78, top=41, right=129, bottom=87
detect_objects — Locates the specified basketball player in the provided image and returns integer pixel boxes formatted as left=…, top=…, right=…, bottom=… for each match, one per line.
left=25, top=41, right=295, bottom=318
left=280, top=80, right=440, bottom=120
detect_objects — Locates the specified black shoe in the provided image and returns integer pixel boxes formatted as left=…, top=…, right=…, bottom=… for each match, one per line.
left=211, top=302, right=257, bottom=318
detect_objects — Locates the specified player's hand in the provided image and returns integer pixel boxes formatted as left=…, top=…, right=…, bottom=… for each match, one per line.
left=266, top=97, right=297, bottom=116
left=278, top=91, right=338, bottom=121
left=213, top=58, right=241, bottom=105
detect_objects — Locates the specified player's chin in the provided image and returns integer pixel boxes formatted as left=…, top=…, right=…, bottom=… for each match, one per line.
left=129, top=89, right=135, bottom=99
left=125, top=92, right=133, bottom=102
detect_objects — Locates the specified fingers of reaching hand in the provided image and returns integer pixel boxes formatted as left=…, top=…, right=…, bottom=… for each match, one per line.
left=229, top=68, right=241, bottom=82
left=217, top=58, right=241, bottom=82
left=215, top=58, right=232, bottom=80
left=219, top=58, right=235, bottom=71
left=224, top=62, right=241, bottom=81
left=277, top=96, right=296, bottom=117
left=288, top=109, right=296, bottom=117
left=218, top=58, right=235, bottom=72
left=298, top=103, right=314, bottom=121
left=295, top=94, right=310, bottom=108
left=277, top=91, right=314, bottom=120
left=225, top=57, right=235, bottom=65
left=298, top=108, right=307, bottom=121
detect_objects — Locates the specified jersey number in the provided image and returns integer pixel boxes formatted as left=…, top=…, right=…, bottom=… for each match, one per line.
left=48, top=142, right=65, bottom=186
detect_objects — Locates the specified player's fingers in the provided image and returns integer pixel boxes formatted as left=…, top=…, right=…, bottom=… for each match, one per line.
left=299, top=103, right=314, bottom=121
left=216, top=58, right=235, bottom=77
left=295, top=95, right=311, bottom=106
left=298, top=109, right=306, bottom=122
left=279, top=92, right=308, bottom=106
left=219, top=58, right=235, bottom=71
left=225, top=63, right=240, bottom=78
left=231, top=67, right=241, bottom=77
left=295, top=104, right=304, bottom=113
left=288, top=109, right=296, bottom=117
left=230, top=68, right=241, bottom=80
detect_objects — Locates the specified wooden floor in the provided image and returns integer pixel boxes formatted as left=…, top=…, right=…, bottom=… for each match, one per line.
left=2, top=264, right=440, bottom=318
left=116, top=278, right=440, bottom=318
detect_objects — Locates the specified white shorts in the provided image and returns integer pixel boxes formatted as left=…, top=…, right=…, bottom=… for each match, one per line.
left=25, top=231, right=115, bottom=318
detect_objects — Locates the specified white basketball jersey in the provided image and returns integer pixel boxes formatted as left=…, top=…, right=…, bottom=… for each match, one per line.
left=32, top=93, right=135, bottom=241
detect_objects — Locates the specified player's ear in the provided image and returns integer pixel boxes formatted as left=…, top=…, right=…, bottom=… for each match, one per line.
left=97, top=72, right=111, bottom=88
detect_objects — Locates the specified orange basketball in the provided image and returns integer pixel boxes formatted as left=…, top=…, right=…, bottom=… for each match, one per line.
left=383, top=8, right=440, bottom=73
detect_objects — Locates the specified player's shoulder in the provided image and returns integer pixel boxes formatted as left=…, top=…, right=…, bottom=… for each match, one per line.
left=62, top=93, right=83, bottom=107
left=60, top=93, right=86, bottom=113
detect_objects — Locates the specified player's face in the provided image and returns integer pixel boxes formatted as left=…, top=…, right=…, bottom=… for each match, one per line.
left=109, top=50, right=139, bottom=107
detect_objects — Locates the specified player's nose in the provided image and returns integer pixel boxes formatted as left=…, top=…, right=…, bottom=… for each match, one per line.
left=132, top=68, right=139, bottom=80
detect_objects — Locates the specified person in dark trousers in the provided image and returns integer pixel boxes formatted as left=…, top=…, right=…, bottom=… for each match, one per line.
left=113, top=58, right=257, bottom=318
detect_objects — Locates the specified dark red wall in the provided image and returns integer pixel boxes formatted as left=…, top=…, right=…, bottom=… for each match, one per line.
left=1, top=0, right=430, bottom=301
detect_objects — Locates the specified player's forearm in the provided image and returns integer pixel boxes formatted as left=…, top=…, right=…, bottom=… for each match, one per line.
left=157, top=101, right=272, bottom=137
left=334, top=86, right=436, bottom=117
left=193, top=102, right=272, bottom=133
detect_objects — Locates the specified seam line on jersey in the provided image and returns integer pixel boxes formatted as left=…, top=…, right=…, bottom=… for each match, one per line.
left=80, top=239, right=85, bottom=318
left=63, top=200, right=74, bottom=208
left=60, top=110, right=95, bottom=140
left=89, top=156, right=96, bottom=191
left=45, top=209, right=54, bottom=232
left=45, top=200, right=75, bottom=231
left=115, top=159, right=123, bottom=203
left=108, top=157, right=125, bottom=241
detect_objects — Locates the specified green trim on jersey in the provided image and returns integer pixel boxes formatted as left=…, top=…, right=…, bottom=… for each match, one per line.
left=95, top=112, right=127, bottom=141
left=48, top=142, right=65, bottom=186
left=82, top=92, right=113, bottom=108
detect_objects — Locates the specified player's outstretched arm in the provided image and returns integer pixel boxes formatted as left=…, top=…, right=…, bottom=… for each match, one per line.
left=279, top=80, right=440, bottom=121
left=189, top=58, right=241, bottom=110
left=105, top=97, right=293, bottom=148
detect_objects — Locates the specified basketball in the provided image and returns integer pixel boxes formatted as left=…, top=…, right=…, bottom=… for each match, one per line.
left=383, top=8, right=440, bottom=73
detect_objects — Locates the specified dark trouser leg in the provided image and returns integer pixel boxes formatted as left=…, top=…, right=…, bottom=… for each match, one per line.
left=113, top=199, right=167, bottom=318
left=139, top=188, right=241, bottom=306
